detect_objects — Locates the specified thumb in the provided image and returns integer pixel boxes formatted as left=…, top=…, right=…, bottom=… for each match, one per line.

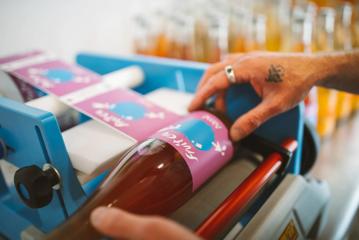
left=91, top=207, right=200, bottom=240
left=91, top=207, right=144, bottom=239
left=230, top=101, right=281, bottom=141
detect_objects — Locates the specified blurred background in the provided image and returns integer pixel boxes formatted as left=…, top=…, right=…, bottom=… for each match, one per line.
left=0, top=0, right=358, bottom=166
left=1, top=0, right=359, bottom=178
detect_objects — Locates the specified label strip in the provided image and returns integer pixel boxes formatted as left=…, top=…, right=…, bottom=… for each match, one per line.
left=0, top=51, right=180, bottom=141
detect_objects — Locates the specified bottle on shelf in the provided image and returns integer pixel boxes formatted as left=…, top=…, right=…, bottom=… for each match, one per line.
left=166, top=13, right=194, bottom=60
left=228, top=6, right=246, bottom=53
left=243, top=13, right=267, bottom=52
left=284, top=2, right=316, bottom=53
left=286, top=3, right=319, bottom=128
left=314, top=7, right=338, bottom=138
left=311, top=0, right=336, bottom=7
left=265, top=0, right=290, bottom=52
left=46, top=109, right=234, bottom=239
left=351, top=2, right=359, bottom=113
left=334, top=2, right=354, bottom=121
left=133, top=14, right=154, bottom=56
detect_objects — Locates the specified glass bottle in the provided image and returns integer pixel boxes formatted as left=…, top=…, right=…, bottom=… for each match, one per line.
left=314, top=7, right=338, bottom=138
left=286, top=3, right=319, bottom=128
left=46, top=109, right=234, bottom=239
left=151, top=9, right=170, bottom=58
left=193, top=9, right=210, bottom=62
left=166, top=14, right=191, bottom=60
left=228, top=6, right=246, bottom=53
left=244, top=13, right=267, bottom=52
left=262, top=0, right=291, bottom=52
left=285, top=3, right=316, bottom=53
left=207, top=12, right=228, bottom=63
left=334, top=2, right=354, bottom=121
left=351, top=2, right=359, bottom=112
left=133, top=14, right=152, bottom=55
left=311, top=0, right=336, bottom=7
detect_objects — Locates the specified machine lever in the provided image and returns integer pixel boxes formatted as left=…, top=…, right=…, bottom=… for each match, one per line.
left=195, top=138, right=298, bottom=239
left=14, top=164, right=61, bottom=209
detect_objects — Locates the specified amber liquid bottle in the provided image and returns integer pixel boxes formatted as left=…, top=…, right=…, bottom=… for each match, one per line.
left=46, top=109, right=234, bottom=239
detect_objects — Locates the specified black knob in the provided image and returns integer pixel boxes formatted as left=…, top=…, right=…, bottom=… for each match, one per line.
left=14, top=165, right=60, bottom=208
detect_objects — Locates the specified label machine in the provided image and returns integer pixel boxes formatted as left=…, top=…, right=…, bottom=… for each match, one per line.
left=0, top=53, right=329, bottom=240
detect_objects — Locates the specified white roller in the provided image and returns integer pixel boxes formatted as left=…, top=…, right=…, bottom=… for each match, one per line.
left=63, top=120, right=136, bottom=176
left=60, top=66, right=144, bottom=105
left=102, top=66, right=144, bottom=88
left=145, top=88, right=194, bottom=115
left=63, top=88, right=194, bottom=176
left=26, top=96, right=80, bottom=130
left=0, top=70, right=28, bottom=102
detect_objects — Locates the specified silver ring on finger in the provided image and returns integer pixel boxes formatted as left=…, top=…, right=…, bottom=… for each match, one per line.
left=224, top=65, right=236, bottom=84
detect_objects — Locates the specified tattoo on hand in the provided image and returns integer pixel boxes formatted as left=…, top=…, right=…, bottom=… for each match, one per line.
left=266, top=64, right=284, bottom=83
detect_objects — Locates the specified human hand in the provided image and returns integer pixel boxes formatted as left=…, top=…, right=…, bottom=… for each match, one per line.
left=91, top=207, right=201, bottom=240
left=189, top=52, right=320, bottom=141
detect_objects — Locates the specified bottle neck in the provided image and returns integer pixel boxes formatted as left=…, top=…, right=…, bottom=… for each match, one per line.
left=201, top=106, right=233, bottom=133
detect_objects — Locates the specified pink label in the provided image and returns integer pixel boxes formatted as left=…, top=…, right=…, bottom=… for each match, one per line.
left=0, top=51, right=183, bottom=142
left=152, top=111, right=234, bottom=191
left=12, top=60, right=102, bottom=96
left=74, top=88, right=181, bottom=141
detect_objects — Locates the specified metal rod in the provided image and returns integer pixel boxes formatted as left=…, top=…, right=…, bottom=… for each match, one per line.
left=195, top=139, right=298, bottom=239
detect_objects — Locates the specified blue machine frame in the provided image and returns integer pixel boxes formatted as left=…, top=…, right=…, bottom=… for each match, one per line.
left=0, top=53, right=304, bottom=240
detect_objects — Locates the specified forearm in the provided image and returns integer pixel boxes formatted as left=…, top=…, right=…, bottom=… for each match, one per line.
left=315, top=50, right=359, bottom=94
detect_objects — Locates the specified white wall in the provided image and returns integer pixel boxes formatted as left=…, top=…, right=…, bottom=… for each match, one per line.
left=0, top=0, right=142, bottom=61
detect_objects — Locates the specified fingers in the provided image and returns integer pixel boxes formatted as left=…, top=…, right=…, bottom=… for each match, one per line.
left=214, top=91, right=226, bottom=113
left=197, top=60, right=233, bottom=90
left=91, top=207, right=143, bottom=239
left=230, top=101, right=282, bottom=141
left=91, top=207, right=200, bottom=240
left=189, top=70, right=231, bottom=111
left=189, top=61, right=250, bottom=111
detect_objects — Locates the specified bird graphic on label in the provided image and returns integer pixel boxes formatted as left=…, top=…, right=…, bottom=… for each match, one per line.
left=28, top=68, right=91, bottom=87
left=92, top=101, right=165, bottom=121
left=212, top=141, right=227, bottom=156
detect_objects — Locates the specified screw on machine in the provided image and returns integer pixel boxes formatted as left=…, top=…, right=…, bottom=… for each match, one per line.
left=14, top=164, right=61, bottom=208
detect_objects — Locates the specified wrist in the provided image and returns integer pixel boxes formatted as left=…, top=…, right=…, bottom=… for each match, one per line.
left=311, top=52, right=340, bottom=88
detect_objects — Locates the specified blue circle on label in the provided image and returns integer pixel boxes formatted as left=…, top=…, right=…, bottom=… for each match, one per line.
left=111, top=102, right=146, bottom=120
left=43, top=69, right=74, bottom=82
left=177, top=119, right=214, bottom=151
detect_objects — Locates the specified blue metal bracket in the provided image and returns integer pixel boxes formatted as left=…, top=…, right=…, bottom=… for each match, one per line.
left=0, top=97, right=86, bottom=238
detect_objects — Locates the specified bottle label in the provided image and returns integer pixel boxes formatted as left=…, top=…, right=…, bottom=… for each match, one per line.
left=10, top=60, right=103, bottom=96
left=152, top=111, right=234, bottom=191
left=74, top=88, right=180, bottom=141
